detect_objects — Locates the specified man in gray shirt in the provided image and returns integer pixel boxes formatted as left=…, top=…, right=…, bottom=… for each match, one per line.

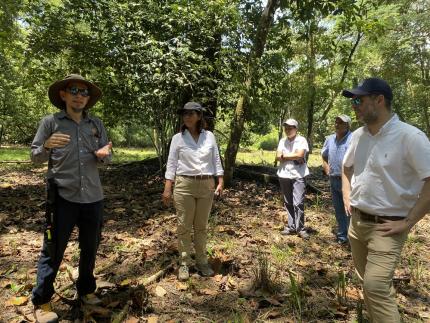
left=31, top=74, right=112, bottom=323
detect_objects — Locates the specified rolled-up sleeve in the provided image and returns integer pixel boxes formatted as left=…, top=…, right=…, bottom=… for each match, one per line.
left=95, top=119, right=112, bottom=164
left=321, top=137, right=329, bottom=158
left=211, top=134, right=224, bottom=176
left=165, top=135, right=179, bottom=180
left=30, top=116, right=52, bottom=164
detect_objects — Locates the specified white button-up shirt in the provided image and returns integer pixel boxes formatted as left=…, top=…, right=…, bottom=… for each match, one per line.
left=165, top=129, right=224, bottom=180
left=343, top=114, right=430, bottom=217
left=276, top=135, right=310, bottom=179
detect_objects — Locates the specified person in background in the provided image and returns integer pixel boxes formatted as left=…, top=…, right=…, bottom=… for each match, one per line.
left=276, top=118, right=310, bottom=239
left=321, top=115, right=352, bottom=244
left=162, top=102, right=224, bottom=281
left=31, top=74, right=112, bottom=323
left=342, top=77, right=430, bottom=322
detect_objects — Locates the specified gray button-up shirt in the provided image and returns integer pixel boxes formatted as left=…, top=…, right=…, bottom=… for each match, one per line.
left=31, top=110, right=111, bottom=203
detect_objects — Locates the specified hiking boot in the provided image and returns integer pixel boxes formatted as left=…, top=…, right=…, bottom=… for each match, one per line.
left=280, top=228, right=296, bottom=236
left=80, top=293, right=102, bottom=306
left=34, top=303, right=58, bottom=323
left=298, top=230, right=310, bottom=240
left=196, top=263, right=214, bottom=277
left=178, top=265, right=190, bottom=281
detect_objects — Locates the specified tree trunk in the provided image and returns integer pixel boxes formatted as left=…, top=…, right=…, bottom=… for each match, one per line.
left=306, top=27, right=316, bottom=153
left=223, top=0, right=279, bottom=186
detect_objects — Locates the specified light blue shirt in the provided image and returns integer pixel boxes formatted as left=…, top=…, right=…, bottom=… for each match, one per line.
left=321, top=131, right=352, bottom=176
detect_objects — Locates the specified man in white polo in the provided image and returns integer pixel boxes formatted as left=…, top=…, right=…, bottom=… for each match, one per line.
left=341, top=77, right=430, bottom=322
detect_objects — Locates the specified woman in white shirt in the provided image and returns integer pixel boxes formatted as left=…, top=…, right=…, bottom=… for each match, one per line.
left=162, top=102, right=224, bottom=281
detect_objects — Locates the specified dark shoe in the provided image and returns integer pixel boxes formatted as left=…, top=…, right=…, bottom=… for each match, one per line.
left=34, top=303, right=58, bottom=323
left=298, top=230, right=309, bottom=240
left=80, top=293, right=102, bottom=306
left=196, top=263, right=214, bottom=277
left=178, top=265, right=190, bottom=281
left=336, top=238, right=348, bottom=245
left=280, top=228, right=296, bottom=236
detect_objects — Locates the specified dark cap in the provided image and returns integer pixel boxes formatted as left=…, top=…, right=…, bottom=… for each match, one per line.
left=177, top=101, right=205, bottom=114
left=342, top=78, right=393, bottom=101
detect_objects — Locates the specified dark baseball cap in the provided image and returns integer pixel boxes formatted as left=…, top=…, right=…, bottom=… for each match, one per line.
left=342, top=78, right=393, bottom=101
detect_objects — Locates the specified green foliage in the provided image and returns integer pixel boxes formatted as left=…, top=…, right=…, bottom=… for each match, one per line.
left=252, top=126, right=278, bottom=151
left=1, top=0, right=429, bottom=169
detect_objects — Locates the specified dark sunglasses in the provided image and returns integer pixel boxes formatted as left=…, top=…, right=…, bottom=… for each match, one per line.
left=351, top=97, right=361, bottom=106
left=66, top=87, right=90, bottom=97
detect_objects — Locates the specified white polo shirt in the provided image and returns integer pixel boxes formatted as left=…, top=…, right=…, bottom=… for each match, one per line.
left=277, top=135, right=310, bottom=179
left=343, top=114, right=430, bottom=217
left=165, top=129, right=224, bottom=180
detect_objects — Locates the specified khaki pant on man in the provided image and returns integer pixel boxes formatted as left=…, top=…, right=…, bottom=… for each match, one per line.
left=174, top=176, right=215, bottom=266
left=348, top=208, right=408, bottom=323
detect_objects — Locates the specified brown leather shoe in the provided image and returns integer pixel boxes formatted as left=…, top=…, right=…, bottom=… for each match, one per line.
left=34, top=303, right=58, bottom=323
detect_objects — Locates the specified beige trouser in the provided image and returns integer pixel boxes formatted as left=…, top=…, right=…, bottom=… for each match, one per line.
left=348, top=208, right=408, bottom=323
left=173, top=176, right=215, bottom=266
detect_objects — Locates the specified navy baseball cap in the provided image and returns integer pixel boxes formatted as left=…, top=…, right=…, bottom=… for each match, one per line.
left=342, top=78, right=393, bottom=101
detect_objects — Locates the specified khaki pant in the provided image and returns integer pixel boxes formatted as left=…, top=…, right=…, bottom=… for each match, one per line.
left=174, top=176, right=215, bottom=266
left=348, top=208, right=408, bottom=323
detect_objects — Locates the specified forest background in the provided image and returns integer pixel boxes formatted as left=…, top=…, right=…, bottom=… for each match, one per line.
left=1, top=0, right=429, bottom=184
left=1, top=1, right=430, bottom=322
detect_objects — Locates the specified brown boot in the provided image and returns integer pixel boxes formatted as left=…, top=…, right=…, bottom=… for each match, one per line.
left=34, top=303, right=58, bottom=323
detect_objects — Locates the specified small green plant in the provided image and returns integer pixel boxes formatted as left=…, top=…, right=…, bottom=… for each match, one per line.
left=336, top=270, right=347, bottom=305
left=252, top=251, right=281, bottom=293
left=227, top=311, right=249, bottom=323
left=408, top=256, right=424, bottom=284
left=288, top=269, right=304, bottom=320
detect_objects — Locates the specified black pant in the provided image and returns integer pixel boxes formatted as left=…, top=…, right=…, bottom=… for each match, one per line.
left=32, top=195, right=103, bottom=305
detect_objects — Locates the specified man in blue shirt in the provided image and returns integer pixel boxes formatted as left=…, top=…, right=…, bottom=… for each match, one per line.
left=321, top=115, right=352, bottom=243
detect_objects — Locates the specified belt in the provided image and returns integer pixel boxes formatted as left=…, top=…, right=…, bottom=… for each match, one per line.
left=179, top=175, right=213, bottom=180
left=353, top=207, right=404, bottom=223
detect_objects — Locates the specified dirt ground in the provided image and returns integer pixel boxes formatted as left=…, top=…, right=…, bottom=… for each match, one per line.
left=0, top=160, right=429, bottom=322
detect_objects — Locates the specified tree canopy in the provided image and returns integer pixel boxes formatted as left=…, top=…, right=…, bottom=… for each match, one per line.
left=1, top=0, right=429, bottom=170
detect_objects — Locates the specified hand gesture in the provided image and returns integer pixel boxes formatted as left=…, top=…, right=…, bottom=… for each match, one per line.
left=44, top=132, right=70, bottom=149
left=95, top=142, right=112, bottom=159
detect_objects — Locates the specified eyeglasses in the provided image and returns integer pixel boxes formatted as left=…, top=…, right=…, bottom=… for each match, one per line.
left=66, top=87, right=90, bottom=97
left=351, top=97, right=361, bottom=106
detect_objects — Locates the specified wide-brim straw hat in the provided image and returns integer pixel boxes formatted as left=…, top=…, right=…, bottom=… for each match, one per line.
left=48, top=74, right=102, bottom=109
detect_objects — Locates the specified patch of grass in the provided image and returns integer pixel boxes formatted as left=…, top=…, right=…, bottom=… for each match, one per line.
left=236, top=149, right=276, bottom=165
left=0, top=146, right=29, bottom=161
left=112, top=147, right=157, bottom=163
left=271, top=244, right=292, bottom=265
left=0, top=146, right=157, bottom=163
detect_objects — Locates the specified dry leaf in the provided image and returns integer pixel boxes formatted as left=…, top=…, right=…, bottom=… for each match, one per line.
left=6, top=296, right=28, bottom=306
left=124, top=316, right=139, bottom=323
left=97, top=280, right=116, bottom=289
left=176, top=282, right=188, bottom=291
left=199, top=288, right=217, bottom=295
left=155, top=285, right=167, bottom=297
left=120, top=278, right=132, bottom=286
left=147, top=315, right=159, bottom=323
